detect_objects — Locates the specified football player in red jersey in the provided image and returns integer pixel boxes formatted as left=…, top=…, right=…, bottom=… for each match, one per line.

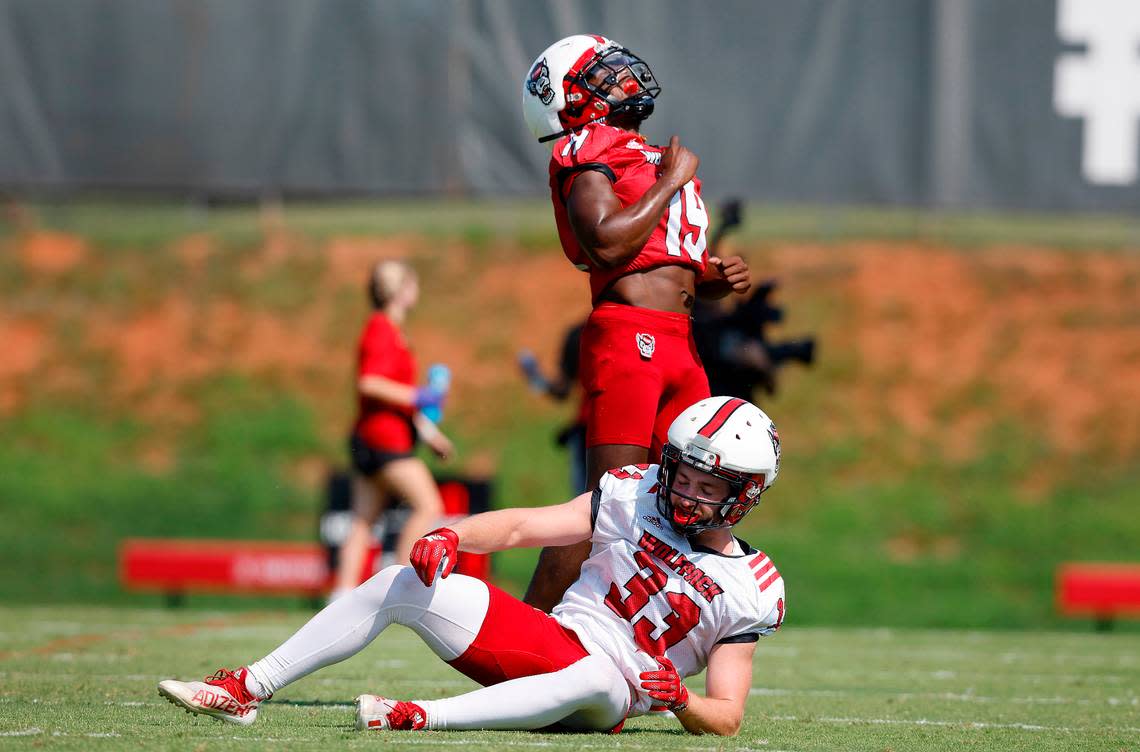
left=521, top=35, right=753, bottom=611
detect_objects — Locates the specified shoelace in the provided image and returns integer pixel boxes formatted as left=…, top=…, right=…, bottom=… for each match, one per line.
left=205, top=669, right=256, bottom=704
left=388, top=702, right=426, bottom=730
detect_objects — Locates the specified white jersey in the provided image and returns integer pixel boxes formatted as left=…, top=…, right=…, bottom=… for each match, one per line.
left=552, top=465, right=786, bottom=717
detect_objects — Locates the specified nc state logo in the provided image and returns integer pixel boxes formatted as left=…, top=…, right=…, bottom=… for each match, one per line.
left=635, top=332, right=656, bottom=359
left=526, top=58, right=555, bottom=105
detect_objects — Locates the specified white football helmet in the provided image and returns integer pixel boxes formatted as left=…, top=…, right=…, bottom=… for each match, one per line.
left=657, top=396, right=781, bottom=534
left=522, top=34, right=660, bottom=144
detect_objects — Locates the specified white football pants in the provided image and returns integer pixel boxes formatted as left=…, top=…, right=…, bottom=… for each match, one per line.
left=246, top=565, right=630, bottom=731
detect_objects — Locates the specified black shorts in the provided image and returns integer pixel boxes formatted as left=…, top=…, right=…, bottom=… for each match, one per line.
left=349, top=433, right=414, bottom=477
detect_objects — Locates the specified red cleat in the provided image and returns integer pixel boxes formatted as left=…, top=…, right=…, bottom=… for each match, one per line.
left=355, top=694, right=428, bottom=731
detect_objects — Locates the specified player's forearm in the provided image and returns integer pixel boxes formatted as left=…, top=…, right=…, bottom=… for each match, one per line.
left=411, top=412, right=441, bottom=440
left=673, top=693, right=744, bottom=736
left=581, top=179, right=682, bottom=267
left=452, top=508, right=583, bottom=553
left=447, top=509, right=525, bottom=553
left=450, top=498, right=591, bottom=553
left=358, top=375, right=417, bottom=407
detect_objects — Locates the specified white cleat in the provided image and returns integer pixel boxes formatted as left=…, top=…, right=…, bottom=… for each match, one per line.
left=355, top=694, right=427, bottom=731
left=157, top=667, right=262, bottom=726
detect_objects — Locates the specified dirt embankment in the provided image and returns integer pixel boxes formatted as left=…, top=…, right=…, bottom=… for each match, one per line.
left=5, top=230, right=1139, bottom=478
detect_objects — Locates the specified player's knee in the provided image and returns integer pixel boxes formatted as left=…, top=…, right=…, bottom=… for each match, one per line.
left=353, top=565, right=417, bottom=606
left=570, top=655, right=625, bottom=703
left=557, top=655, right=629, bottom=728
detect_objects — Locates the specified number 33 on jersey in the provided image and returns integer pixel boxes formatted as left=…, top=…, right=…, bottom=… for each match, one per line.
left=552, top=465, right=785, bottom=717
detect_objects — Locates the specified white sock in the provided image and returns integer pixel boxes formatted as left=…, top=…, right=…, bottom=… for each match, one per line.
left=418, top=654, right=629, bottom=731
left=243, top=669, right=272, bottom=700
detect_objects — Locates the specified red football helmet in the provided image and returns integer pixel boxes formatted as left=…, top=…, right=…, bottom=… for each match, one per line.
left=522, top=34, right=660, bottom=144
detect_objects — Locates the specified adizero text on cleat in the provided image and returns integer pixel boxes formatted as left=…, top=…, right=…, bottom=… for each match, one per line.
left=157, top=667, right=264, bottom=726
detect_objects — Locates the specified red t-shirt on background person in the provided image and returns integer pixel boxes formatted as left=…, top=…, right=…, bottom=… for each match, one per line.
left=354, top=312, right=416, bottom=453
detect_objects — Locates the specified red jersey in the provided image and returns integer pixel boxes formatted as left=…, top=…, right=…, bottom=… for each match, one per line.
left=548, top=122, right=710, bottom=303
left=354, top=312, right=416, bottom=452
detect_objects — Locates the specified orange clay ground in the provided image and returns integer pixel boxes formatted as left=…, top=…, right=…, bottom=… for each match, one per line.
left=4, top=229, right=1139, bottom=488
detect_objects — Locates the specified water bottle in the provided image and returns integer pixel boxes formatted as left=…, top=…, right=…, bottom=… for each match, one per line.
left=420, top=364, right=451, bottom=423
left=518, top=349, right=549, bottom=393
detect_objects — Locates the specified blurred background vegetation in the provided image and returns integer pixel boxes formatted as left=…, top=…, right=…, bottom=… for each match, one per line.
left=2, top=199, right=1137, bottom=630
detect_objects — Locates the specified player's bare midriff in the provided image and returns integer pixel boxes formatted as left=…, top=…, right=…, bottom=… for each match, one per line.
left=597, top=264, right=698, bottom=314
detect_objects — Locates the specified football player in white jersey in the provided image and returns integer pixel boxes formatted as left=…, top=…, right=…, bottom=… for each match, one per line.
left=157, top=396, right=785, bottom=736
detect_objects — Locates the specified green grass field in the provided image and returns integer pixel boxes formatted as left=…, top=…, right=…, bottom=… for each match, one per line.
left=1, top=605, right=1136, bottom=751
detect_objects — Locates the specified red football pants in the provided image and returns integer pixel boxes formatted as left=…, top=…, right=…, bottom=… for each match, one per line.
left=579, top=302, right=710, bottom=456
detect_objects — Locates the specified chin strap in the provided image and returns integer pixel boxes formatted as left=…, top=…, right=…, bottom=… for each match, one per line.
left=538, top=129, right=569, bottom=144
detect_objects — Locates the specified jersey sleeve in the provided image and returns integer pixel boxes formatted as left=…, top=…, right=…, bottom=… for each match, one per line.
left=753, top=576, right=786, bottom=637
left=718, top=551, right=787, bottom=643
left=590, top=464, right=653, bottom=545
left=549, top=125, right=623, bottom=202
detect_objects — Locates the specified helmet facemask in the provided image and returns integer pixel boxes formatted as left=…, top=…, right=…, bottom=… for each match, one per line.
left=563, top=47, right=661, bottom=131
left=655, top=443, right=765, bottom=536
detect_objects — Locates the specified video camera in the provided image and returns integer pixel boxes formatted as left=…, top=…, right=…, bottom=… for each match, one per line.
left=726, top=279, right=816, bottom=369
left=691, top=197, right=817, bottom=400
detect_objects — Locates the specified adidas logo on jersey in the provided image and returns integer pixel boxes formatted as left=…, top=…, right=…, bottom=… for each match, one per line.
left=642, top=515, right=663, bottom=529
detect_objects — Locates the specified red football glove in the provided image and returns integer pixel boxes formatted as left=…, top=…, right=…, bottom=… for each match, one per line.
left=409, top=527, right=459, bottom=587
left=639, top=655, right=689, bottom=713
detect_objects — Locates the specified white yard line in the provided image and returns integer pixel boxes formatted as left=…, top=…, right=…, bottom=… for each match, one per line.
left=0, top=672, right=161, bottom=681
left=774, top=647, right=1139, bottom=667
left=767, top=714, right=1140, bottom=734
left=760, top=666, right=1136, bottom=685
left=253, top=737, right=791, bottom=751
left=750, top=687, right=1139, bottom=706
left=0, top=729, right=122, bottom=738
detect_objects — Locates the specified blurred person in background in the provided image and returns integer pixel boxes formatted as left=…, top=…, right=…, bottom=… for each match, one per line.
left=522, top=36, right=753, bottom=611
left=330, top=260, right=454, bottom=602
left=518, top=320, right=588, bottom=494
